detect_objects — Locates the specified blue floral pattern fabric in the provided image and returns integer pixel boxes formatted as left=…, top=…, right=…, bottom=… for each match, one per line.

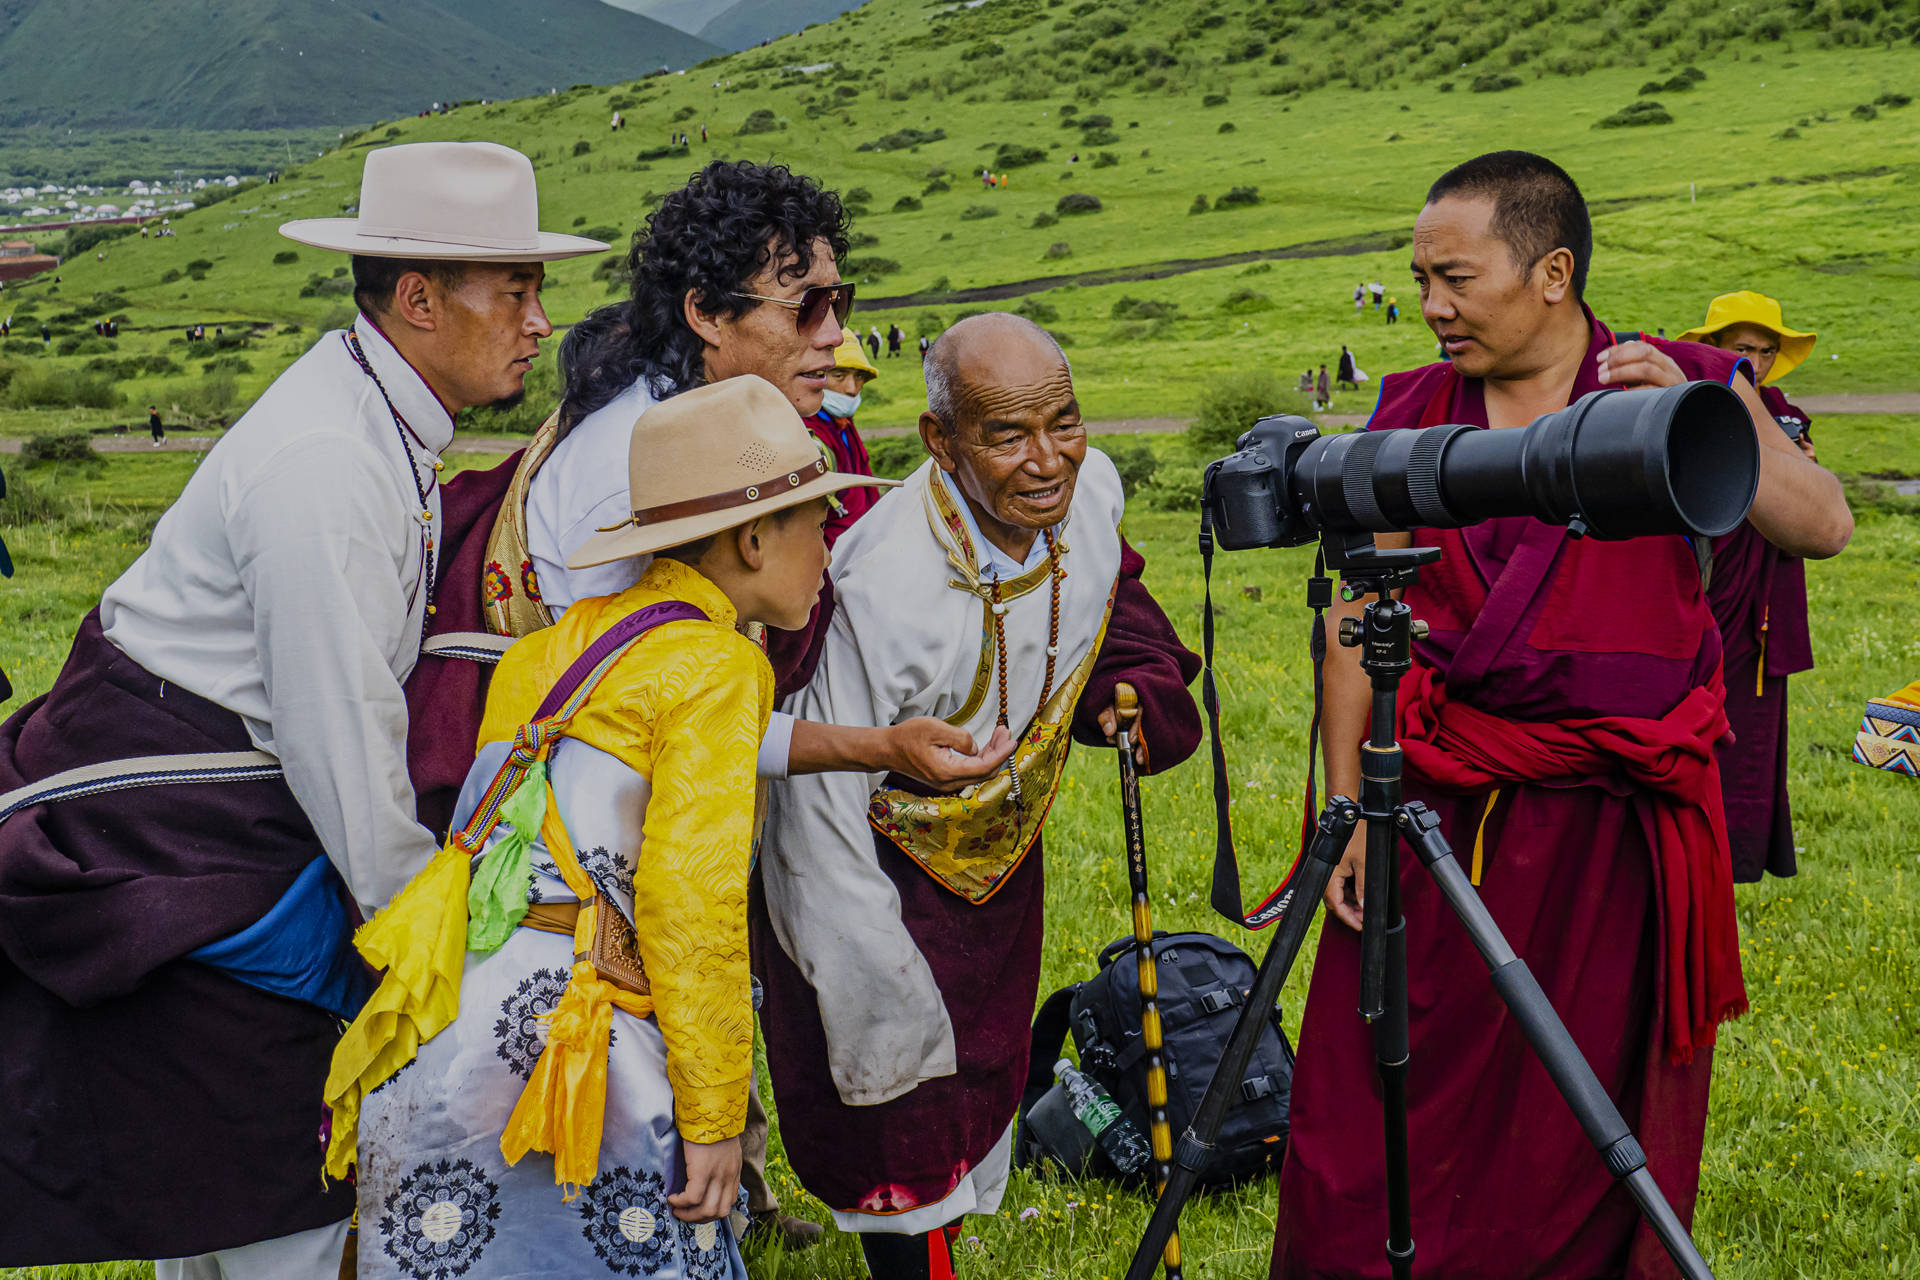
left=355, top=738, right=748, bottom=1280
left=377, top=1157, right=502, bottom=1278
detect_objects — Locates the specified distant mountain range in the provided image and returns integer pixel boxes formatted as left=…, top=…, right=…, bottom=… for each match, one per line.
left=606, top=0, right=869, bottom=50
left=0, top=0, right=719, bottom=131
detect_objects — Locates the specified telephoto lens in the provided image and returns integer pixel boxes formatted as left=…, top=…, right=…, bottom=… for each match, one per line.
left=1204, top=381, right=1759, bottom=549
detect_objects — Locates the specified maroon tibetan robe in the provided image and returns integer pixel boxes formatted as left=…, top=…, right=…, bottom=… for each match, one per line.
left=1704, top=383, right=1813, bottom=882
left=1273, top=310, right=1749, bottom=1280
left=752, top=540, right=1201, bottom=1220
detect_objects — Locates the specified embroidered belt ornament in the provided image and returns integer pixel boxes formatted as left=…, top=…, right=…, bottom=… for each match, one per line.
left=869, top=591, right=1115, bottom=904
left=323, top=601, right=706, bottom=1194
left=483, top=411, right=564, bottom=638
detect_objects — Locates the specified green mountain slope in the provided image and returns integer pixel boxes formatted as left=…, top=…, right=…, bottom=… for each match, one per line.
left=603, top=0, right=736, bottom=36
left=0, top=0, right=719, bottom=130
left=696, top=0, right=871, bottom=50
left=7, top=0, right=1920, bottom=432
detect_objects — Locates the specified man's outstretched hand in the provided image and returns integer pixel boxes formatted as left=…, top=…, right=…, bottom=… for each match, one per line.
left=885, top=717, right=1015, bottom=790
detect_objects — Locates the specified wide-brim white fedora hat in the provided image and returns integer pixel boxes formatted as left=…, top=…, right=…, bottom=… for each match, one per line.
left=568, top=375, right=900, bottom=569
left=280, top=141, right=607, bottom=262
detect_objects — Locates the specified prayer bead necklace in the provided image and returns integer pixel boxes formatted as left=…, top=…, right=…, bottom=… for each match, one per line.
left=987, top=527, right=1062, bottom=809
left=346, top=328, right=444, bottom=642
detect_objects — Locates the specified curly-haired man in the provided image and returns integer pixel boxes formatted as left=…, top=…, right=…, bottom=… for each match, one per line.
left=415, top=160, right=1013, bottom=1251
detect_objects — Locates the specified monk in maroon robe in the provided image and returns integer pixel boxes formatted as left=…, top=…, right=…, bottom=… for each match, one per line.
left=1273, top=152, right=1851, bottom=1280
left=1690, top=309, right=1821, bottom=882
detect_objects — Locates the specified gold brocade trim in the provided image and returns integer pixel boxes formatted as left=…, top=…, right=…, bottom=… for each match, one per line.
left=923, top=471, right=1069, bottom=727
left=868, top=588, right=1114, bottom=904
left=483, top=411, right=564, bottom=639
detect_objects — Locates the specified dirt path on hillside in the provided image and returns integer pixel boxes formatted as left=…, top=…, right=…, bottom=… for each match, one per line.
left=854, top=230, right=1410, bottom=311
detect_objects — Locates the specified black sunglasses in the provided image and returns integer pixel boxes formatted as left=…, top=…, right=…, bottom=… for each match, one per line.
left=733, top=282, right=856, bottom=332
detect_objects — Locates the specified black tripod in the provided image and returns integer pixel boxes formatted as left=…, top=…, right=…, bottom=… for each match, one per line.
left=1124, top=536, right=1714, bottom=1280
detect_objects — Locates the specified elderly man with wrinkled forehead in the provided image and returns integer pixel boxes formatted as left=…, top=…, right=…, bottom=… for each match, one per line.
left=754, top=313, right=1203, bottom=1279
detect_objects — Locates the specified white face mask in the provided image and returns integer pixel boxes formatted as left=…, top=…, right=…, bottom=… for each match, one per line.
left=821, top=389, right=862, bottom=419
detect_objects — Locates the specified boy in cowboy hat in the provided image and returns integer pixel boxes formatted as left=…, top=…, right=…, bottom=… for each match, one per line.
left=1679, top=291, right=1829, bottom=881
left=326, top=376, right=894, bottom=1279
left=0, top=141, right=602, bottom=1277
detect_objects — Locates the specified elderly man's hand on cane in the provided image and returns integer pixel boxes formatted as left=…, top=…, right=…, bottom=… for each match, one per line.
left=1097, top=688, right=1151, bottom=768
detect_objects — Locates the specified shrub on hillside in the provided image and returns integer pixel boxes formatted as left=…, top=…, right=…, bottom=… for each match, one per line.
left=572, top=140, right=592, bottom=156
left=1104, top=439, right=1159, bottom=499
left=1218, top=122, right=1237, bottom=133
left=1216, top=185, right=1261, bottom=209
left=1876, top=91, right=1913, bottom=108
left=634, top=143, right=689, bottom=162
left=1015, top=298, right=1060, bottom=324
left=170, top=375, right=239, bottom=424
left=54, top=335, right=114, bottom=357
left=1094, top=151, right=1119, bottom=168
left=960, top=205, right=999, bottom=221
left=203, top=355, right=254, bottom=375
left=738, top=109, right=782, bottom=135
left=1201, top=93, right=1230, bottom=107
left=1111, top=296, right=1179, bottom=321
left=160, top=268, right=182, bottom=284
left=1032, top=210, right=1059, bottom=228
left=1471, top=73, right=1523, bottom=93
left=1852, top=103, right=1879, bottom=120
left=63, top=223, right=134, bottom=257
left=1220, top=288, right=1273, bottom=314
left=672, top=105, right=698, bottom=122
left=891, top=195, right=923, bottom=213
left=1080, top=128, right=1120, bottom=146
left=858, top=128, right=946, bottom=152
left=866, top=434, right=926, bottom=480
left=1189, top=371, right=1311, bottom=459
left=993, top=143, right=1048, bottom=169
left=842, top=256, right=902, bottom=282
left=272, top=250, right=299, bottom=265
left=1594, top=101, right=1673, bottom=128
left=1190, top=194, right=1210, bottom=215
left=0, top=472, right=63, bottom=524
left=852, top=231, right=882, bottom=249
left=923, top=178, right=952, bottom=196
left=20, top=430, right=99, bottom=468
left=1043, top=242, right=1072, bottom=259
left=7, top=369, right=120, bottom=409
left=1056, top=193, right=1102, bottom=215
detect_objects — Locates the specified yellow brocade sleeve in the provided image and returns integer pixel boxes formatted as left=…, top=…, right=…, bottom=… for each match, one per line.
left=623, top=632, right=770, bottom=1143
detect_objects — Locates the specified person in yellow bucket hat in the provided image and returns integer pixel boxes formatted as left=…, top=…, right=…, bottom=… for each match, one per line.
left=810, top=326, right=886, bottom=544
left=1678, top=290, right=1818, bottom=455
left=1679, top=290, right=1833, bottom=882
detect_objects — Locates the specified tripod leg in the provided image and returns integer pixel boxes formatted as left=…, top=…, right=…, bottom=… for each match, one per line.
left=1123, top=798, right=1360, bottom=1280
left=1395, top=802, right=1717, bottom=1280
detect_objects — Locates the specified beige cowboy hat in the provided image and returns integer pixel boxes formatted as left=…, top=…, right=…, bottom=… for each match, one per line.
left=568, top=375, right=899, bottom=569
left=279, top=141, right=607, bottom=261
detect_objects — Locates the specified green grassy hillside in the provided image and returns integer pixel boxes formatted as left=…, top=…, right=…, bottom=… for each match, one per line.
left=0, top=0, right=718, bottom=131
left=3, top=0, right=1918, bottom=435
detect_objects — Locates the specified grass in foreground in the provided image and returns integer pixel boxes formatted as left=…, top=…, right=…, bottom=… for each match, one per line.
left=3, top=411, right=1917, bottom=1277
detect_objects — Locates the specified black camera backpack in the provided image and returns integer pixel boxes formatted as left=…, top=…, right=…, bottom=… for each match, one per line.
left=1017, top=930, right=1293, bottom=1185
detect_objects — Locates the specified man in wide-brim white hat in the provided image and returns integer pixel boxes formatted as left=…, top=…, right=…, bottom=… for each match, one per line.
left=0, top=141, right=602, bottom=1280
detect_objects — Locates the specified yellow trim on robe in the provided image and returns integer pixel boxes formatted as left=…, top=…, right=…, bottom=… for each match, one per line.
left=479, top=556, right=772, bottom=1144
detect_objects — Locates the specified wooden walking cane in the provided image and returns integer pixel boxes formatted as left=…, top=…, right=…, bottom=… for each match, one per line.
left=1114, top=683, right=1183, bottom=1280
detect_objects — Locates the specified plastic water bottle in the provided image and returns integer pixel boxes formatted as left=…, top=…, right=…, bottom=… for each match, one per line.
left=1054, top=1059, right=1149, bottom=1174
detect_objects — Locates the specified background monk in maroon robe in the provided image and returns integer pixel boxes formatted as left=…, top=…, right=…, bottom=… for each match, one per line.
left=1273, top=152, right=1851, bottom=1280
left=1678, top=291, right=1824, bottom=881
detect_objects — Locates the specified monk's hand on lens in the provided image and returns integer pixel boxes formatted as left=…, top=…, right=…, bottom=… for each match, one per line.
left=888, top=717, right=1015, bottom=790
left=669, top=1135, right=742, bottom=1223
left=1594, top=340, right=1685, bottom=390
left=1323, top=827, right=1368, bottom=931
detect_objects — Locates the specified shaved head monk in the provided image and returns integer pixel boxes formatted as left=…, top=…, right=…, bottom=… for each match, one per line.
left=1272, top=152, right=1851, bottom=1279
left=755, top=313, right=1201, bottom=1279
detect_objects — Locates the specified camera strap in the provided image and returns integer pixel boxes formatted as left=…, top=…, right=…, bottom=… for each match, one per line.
left=1198, top=511, right=1329, bottom=932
